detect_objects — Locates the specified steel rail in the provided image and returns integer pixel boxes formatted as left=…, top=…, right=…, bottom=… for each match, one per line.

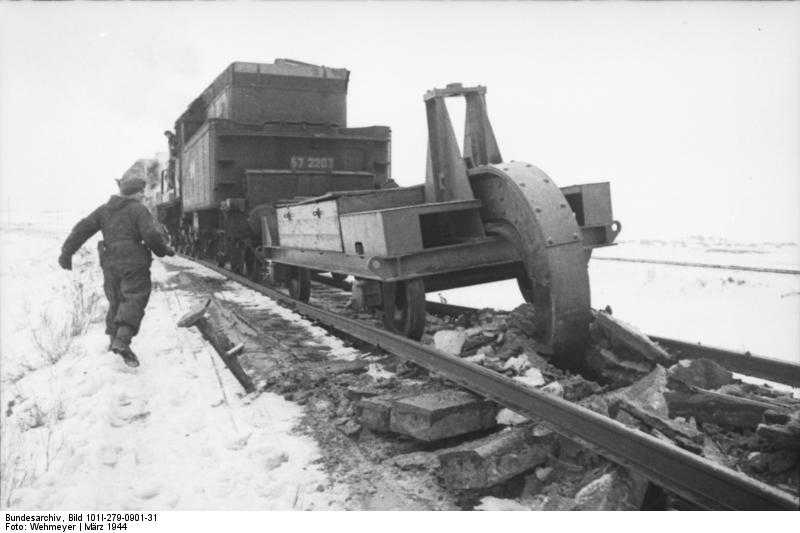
left=180, top=255, right=798, bottom=510
left=593, top=256, right=800, bottom=276
left=650, top=336, right=800, bottom=388
left=310, top=273, right=800, bottom=388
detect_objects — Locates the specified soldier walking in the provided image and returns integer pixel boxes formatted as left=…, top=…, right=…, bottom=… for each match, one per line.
left=58, top=176, right=175, bottom=367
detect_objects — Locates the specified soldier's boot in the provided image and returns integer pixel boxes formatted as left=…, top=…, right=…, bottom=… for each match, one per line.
left=111, top=325, right=140, bottom=368
left=111, top=340, right=140, bottom=368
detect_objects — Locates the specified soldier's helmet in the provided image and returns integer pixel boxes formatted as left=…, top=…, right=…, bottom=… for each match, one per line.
left=117, top=176, right=146, bottom=195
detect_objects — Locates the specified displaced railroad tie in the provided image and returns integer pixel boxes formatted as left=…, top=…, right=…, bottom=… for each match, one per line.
left=610, top=399, right=704, bottom=454
left=437, top=424, right=555, bottom=490
left=178, top=297, right=256, bottom=392
left=360, top=389, right=499, bottom=442
left=592, top=310, right=674, bottom=366
left=757, top=414, right=800, bottom=450
left=664, top=386, right=789, bottom=431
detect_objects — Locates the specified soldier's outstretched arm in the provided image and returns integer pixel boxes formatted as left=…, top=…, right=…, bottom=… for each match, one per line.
left=134, top=204, right=174, bottom=257
left=59, top=208, right=102, bottom=270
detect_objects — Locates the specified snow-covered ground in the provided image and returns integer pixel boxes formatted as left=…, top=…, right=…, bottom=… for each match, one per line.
left=0, top=214, right=349, bottom=510
left=436, top=238, right=800, bottom=364
left=2, top=210, right=798, bottom=511
left=595, top=236, right=800, bottom=272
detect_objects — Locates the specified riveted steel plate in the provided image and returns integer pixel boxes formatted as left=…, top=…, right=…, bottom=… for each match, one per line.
left=469, top=162, right=591, bottom=362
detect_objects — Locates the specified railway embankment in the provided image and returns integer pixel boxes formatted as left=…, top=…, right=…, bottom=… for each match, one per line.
left=168, top=256, right=799, bottom=510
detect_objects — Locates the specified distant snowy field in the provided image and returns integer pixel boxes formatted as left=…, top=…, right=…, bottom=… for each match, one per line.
left=436, top=237, right=800, bottom=363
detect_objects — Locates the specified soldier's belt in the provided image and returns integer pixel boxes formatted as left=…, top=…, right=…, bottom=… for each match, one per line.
left=102, top=239, right=145, bottom=247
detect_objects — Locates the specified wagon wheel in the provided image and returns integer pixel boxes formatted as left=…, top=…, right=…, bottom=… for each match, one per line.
left=229, top=242, right=244, bottom=274
left=204, top=238, right=218, bottom=261
left=286, top=266, right=311, bottom=302
left=381, top=279, right=426, bottom=340
left=243, top=246, right=261, bottom=282
left=216, top=251, right=227, bottom=268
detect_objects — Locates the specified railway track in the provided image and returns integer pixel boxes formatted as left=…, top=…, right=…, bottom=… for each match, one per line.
left=176, top=254, right=798, bottom=510
left=311, top=272, right=800, bottom=389
left=592, top=256, right=800, bottom=276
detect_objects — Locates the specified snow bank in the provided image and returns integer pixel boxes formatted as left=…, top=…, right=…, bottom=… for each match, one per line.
left=1, top=219, right=349, bottom=510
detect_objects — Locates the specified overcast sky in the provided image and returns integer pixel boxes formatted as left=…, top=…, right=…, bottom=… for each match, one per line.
left=1, top=1, right=798, bottom=242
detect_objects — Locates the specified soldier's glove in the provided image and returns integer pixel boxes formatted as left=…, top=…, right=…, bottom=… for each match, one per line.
left=164, top=246, right=176, bottom=257
left=58, top=253, right=72, bottom=271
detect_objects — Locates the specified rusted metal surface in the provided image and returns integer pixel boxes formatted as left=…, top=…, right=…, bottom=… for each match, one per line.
left=181, top=256, right=799, bottom=510
left=470, top=162, right=592, bottom=363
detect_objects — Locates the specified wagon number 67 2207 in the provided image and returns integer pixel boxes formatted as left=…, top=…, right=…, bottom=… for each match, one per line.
left=291, top=156, right=335, bottom=170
